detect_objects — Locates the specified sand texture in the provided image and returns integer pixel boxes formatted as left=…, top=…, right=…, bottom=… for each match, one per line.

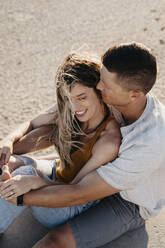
left=0, top=0, right=165, bottom=247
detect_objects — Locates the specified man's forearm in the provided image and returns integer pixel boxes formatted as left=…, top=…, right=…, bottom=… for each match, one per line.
left=23, top=184, right=81, bottom=207
left=23, top=171, right=120, bottom=208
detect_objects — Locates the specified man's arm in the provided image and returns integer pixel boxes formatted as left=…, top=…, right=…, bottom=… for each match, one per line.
left=23, top=171, right=120, bottom=207
left=23, top=136, right=160, bottom=208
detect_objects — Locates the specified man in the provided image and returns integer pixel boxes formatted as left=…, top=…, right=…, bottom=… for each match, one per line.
left=1, top=42, right=165, bottom=248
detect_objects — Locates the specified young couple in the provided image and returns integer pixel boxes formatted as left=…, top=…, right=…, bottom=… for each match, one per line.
left=1, top=42, right=165, bottom=248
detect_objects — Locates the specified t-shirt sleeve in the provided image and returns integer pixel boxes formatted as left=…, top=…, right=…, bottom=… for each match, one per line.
left=97, top=142, right=162, bottom=190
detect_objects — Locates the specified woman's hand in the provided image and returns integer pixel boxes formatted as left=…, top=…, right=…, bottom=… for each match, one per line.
left=0, top=174, right=45, bottom=201
left=0, top=140, right=13, bottom=166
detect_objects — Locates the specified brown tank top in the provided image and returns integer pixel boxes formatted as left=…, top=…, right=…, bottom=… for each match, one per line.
left=56, top=115, right=114, bottom=183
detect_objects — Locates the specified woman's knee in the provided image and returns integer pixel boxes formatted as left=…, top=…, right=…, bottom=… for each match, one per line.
left=8, top=155, right=24, bottom=172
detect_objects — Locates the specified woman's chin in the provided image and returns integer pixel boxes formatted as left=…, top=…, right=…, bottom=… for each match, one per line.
left=75, top=112, right=88, bottom=122
left=76, top=116, right=87, bottom=122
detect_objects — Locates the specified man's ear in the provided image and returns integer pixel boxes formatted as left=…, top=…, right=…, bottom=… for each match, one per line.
left=129, top=90, right=142, bottom=101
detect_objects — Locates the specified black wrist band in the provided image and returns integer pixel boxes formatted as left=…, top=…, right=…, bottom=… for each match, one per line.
left=17, top=194, right=24, bottom=206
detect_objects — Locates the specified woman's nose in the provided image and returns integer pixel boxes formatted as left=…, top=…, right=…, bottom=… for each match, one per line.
left=71, top=100, right=81, bottom=112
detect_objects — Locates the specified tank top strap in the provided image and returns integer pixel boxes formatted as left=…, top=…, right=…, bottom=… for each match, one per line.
left=87, top=115, right=114, bottom=148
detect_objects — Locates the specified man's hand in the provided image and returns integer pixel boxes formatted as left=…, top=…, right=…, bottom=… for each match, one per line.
left=0, top=177, right=17, bottom=205
left=0, top=174, right=34, bottom=200
left=0, top=172, right=49, bottom=201
left=0, top=164, right=17, bottom=205
left=6, top=197, right=17, bottom=205
left=0, top=140, right=13, bottom=166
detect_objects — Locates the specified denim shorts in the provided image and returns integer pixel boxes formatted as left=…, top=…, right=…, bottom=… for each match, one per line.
left=14, top=155, right=56, bottom=179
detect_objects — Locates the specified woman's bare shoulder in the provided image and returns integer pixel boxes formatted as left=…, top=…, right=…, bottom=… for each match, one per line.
left=92, top=118, right=121, bottom=156
left=105, top=118, right=120, bottom=136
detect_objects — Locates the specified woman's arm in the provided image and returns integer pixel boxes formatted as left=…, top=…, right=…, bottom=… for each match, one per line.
left=0, top=122, right=32, bottom=166
left=13, top=125, right=54, bottom=154
left=71, top=119, right=121, bottom=184
left=0, top=105, right=57, bottom=165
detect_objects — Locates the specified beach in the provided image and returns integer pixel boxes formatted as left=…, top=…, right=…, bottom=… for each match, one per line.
left=0, top=0, right=165, bottom=247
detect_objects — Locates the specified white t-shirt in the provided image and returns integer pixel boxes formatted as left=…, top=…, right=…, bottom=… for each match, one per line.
left=97, top=94, right=165, bottom=220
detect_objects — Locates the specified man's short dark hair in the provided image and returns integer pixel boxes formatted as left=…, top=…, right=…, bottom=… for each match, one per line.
left=102, top=42, right=157, bottom=94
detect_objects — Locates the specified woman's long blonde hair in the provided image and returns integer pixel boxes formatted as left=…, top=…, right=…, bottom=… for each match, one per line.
left=51, top=53, right=101, bottom=168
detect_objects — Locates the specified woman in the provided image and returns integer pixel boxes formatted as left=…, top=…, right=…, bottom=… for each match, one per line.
left=0, top=53, right=120, bottom=232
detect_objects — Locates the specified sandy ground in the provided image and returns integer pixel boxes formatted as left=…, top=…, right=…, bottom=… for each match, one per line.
left=0, top=0, right=165, bottom=247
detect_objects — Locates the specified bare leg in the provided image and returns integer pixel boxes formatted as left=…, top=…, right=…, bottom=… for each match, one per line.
left=8, top=155, right=25, bottom=171
left=1, top=165, right=11, bottom=181
left=0, top=155, right=25, bottom=181
left=32, top=224, right=76, bottom=248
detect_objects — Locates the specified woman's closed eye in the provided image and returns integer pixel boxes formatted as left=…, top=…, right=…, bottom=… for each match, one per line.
left=78, top=96, right=86, bottom=101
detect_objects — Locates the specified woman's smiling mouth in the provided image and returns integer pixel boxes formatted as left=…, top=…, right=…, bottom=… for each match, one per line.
left=75, top=109, right=87, bottom=118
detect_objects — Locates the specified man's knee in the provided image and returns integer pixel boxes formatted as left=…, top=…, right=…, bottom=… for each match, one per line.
left=33, top=224, right=77, bottom=248
left=48, top=224, right=76, bottom=248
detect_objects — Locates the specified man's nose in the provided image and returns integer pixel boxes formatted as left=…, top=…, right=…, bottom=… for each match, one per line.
left=97, top=80, right=104, bottom=91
